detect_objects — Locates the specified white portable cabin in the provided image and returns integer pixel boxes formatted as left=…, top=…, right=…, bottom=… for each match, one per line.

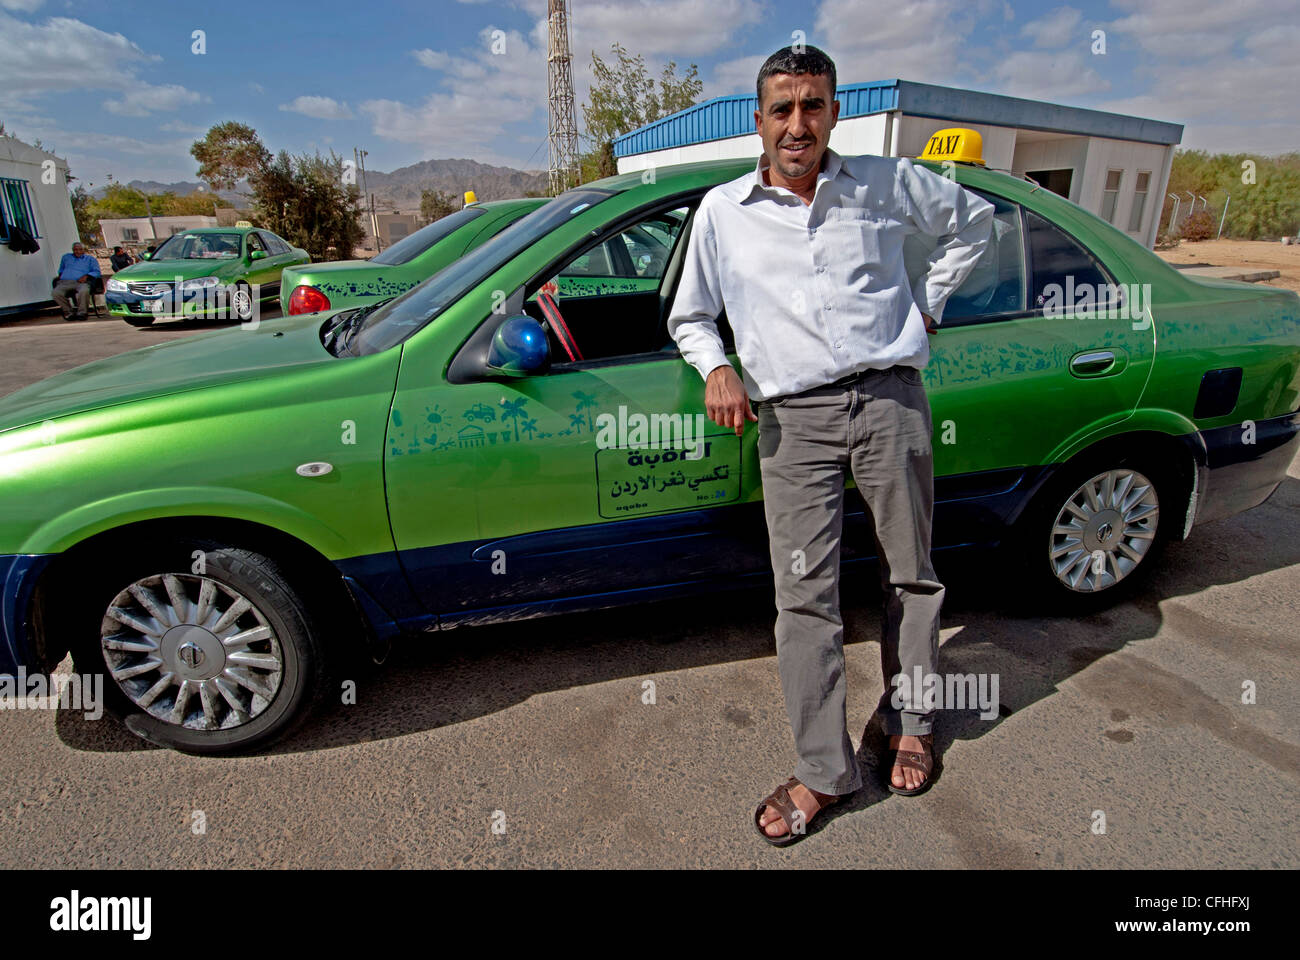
left=0, top=136, right=80, bottom=317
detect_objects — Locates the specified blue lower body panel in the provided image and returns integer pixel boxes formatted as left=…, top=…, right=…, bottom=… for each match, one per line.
left=0, top=554, right=55, bottom=677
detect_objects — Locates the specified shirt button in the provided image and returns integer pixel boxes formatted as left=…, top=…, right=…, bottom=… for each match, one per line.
left=825, top=303, right=833, bottom=310
left=834, top=340, right=843, bottom=348
left=817, top=266, right=826, bottom=273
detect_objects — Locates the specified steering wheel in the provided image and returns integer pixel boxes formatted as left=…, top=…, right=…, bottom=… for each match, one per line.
left=537, top=291, right=584, bottom=362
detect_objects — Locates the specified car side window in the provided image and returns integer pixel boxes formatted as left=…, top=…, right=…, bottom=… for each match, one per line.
left=260, top=232, right=287, bottom=255
left=1026, top=210, right=1114, bottom=311
left=903, top=189, right=1026, bottom=323
left=246, top=232, right=267, bottom=255
left=523, top=204, right=691, bottom=364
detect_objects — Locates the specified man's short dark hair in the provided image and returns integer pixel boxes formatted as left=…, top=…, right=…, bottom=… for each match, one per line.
left=756, top=45, right=837, bottom=107
left=114, top=246, right=122, bottom=252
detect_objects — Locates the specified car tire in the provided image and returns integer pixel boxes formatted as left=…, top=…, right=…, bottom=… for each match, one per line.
left=121, top=314, right=154, bottom=327
left=70, top=538, right=328, bottom=754
left=1010, top=450, right=1175, bottom=612
left=232, top=283, right=254, bottom=324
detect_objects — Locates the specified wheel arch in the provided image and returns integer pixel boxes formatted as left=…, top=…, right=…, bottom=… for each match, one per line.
left=30, top=514, right=375, bottom=675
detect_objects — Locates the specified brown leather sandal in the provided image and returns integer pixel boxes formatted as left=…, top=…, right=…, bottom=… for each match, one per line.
left=753, top=777, right=842, bottom=846
left=883, top=733, right=936, bottom=796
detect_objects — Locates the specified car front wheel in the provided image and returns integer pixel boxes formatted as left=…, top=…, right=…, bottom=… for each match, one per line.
left=72, top=540, right=327, bottom=753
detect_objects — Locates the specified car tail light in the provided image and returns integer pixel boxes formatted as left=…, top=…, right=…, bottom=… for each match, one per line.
left=288, top=285, right=331, bottom=315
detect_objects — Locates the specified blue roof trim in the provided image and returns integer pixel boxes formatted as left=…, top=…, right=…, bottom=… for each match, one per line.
left=613, top=78, right=1182, bottom=157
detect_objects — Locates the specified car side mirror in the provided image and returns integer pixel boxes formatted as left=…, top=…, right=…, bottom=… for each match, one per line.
left=140, top=251, right=152, bottom=260
left=249, top=250, right=268, bottom=261
left=485, top=315, right=550, bottom=377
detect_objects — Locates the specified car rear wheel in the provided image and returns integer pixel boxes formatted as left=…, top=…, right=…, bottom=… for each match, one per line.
left=71, top=539, right=327, bottom=753
left=1013, top=452, right=1173, bottom=611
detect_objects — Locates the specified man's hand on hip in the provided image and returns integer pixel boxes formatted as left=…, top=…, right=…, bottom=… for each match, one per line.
left=705, top=364, right=757, bottom=437
left=923, top=312, right=936, bottom=334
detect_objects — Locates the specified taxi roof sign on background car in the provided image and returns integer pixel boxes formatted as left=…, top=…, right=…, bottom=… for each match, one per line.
left=917, top=127, right=985, bottom=166
left=463, top=191, right=478, bottom=206
left=235, top=220, right=252, bottom=227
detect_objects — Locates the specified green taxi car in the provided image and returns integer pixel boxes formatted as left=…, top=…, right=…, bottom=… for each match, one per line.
left=106, top=227, right=309, bottom=325
left=2, top=150, right=1297, bottom=753
left=280, top=198, right=676, bottom=316
left=280, top=199, right=544, bottom=316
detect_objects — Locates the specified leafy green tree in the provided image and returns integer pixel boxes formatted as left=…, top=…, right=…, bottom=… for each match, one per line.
left=420, top=188, right=460, bottom=224
left=191, top=122, right=271, bottom=192
left=579, top=43, right=702, bottom=182
left=70, top=184, right=100, bottom=245
left=251, top=150, right=363, bottom=260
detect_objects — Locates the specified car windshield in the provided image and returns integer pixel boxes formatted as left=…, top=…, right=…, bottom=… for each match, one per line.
left=152, top=233, right=243, bottom=260
left=352, top=189, right=614, bottom=356
left=370, top=207, right=487, bottom=266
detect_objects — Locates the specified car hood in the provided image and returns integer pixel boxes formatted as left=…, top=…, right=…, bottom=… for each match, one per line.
left=113, top=259, right=233, bottom=281
left=0, top=313, right=333, bottom=434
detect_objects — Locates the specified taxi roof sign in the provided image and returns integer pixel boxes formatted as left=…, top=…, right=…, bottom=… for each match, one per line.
left=463, top=190, right=478, bottom=205
left=235, top=220, right=252, bottom=227
left=918, top=127, right=985, bottom=167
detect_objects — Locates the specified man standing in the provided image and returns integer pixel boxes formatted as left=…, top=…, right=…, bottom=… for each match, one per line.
left=668, top=46, right=993, bottom=843
left=53, top=242, right=101, bottom=321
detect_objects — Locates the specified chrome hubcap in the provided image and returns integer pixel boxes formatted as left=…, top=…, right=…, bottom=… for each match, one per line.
left=232, top=289, right=252, bottom=316
left=1049, top=468, right=1159, bottom=592
left=100, top=573, right=283, bottom=730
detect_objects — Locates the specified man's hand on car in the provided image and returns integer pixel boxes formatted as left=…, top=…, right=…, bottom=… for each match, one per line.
left=923, top=312, right=937, bottom=334
left=705, top=364, right=758, bottom=437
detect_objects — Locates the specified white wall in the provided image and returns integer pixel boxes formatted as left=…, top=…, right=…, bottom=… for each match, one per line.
left=98, top=215, right=218, bottom=247
left=1011, top=136, right=1091, bottom=203
left=1076, top=137, right=1174, bottom=247
left=0, top=137, right=79, bottom=312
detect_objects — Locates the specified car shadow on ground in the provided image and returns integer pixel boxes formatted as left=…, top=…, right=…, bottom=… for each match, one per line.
left=53, top=476, right=1300, bottom=770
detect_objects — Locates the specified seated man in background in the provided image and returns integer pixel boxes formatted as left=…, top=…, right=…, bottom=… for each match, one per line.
left=53, top=242, right=101, bottom=322
left=109, top=245, right=133, bottom=272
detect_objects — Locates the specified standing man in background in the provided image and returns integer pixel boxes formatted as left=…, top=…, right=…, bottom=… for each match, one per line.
left=668, top=45, right=993, bottom=844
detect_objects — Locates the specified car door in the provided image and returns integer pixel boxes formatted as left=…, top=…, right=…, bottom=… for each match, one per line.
left=383, top=198, right=770, bottom=624
left=911, top=188, right=1156, bottom=548
left=242, top=231, right=279, bottom=297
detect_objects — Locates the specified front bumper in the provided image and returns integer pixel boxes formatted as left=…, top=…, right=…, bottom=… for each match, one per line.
left=1194, top=408, right=1300, bottom=526
left=1, top=554, right=55, bottom=677
left=106, top=285, right=238, bottom=320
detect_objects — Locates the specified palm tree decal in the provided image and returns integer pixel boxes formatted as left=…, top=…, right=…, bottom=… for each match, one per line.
left=569, top=412, right=586, bottom=434
left=501, top=398, right=529, bottom=441
left=520, top=417, right=538, bottom=440
left=572, top=390, right=597, bottom=432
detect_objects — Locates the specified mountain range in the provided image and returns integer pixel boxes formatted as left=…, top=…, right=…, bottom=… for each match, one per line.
left=100, top=158, right=549, bottom=214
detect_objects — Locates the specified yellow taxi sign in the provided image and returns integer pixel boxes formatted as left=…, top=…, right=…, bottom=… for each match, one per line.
left=918, top=127, right=985, bottom=166
left=235, top=220, right=252, bottom=227
left=463, top=191, right=478, bottom=205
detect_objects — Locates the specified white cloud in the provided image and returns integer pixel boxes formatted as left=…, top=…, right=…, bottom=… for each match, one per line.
left=993, top=50, right=1109, bottom=100
left=0, top=0, right=44, bottom=11
left=279, top=95, right=354, bottom=120
left=705, top=54, right=767, bottom=100
left=413, top=49, right=451, bottom=70
left=1019, top=7, right=1083, bottom=48
left=103, top=83, right=206, bottom=117
left=812, top=0, right=978, bottom=87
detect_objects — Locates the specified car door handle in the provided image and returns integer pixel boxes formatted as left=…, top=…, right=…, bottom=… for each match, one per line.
left=1069, top=350, right=1119, bottom=377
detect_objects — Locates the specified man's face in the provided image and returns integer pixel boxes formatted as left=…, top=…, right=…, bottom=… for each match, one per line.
left=72, top=243, right=84, bottom=256
left=754, top=72, right=839, bottom=181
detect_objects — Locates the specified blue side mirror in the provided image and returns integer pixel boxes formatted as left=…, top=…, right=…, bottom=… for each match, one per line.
left=486, top=315, right=549, bottom=377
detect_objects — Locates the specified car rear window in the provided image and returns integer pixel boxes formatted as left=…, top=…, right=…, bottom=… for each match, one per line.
left=370, top=207, right=486, bottom=266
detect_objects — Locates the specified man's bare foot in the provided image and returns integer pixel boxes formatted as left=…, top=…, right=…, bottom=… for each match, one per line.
left=889, top=735, right=930, bottom=791
left=758, top=780, right=836, bottom=838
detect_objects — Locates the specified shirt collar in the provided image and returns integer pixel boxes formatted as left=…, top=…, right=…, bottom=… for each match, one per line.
left=740, top=147, right=851, bottom=203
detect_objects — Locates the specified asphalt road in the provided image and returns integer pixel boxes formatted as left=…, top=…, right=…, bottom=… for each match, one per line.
left=0, top=309, right=1295, bottom=868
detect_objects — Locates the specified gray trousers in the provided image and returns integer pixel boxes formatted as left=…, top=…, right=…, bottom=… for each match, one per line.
left=756, top=365, right=944, bottom=795
left=52, top=280, right=90, bottom=316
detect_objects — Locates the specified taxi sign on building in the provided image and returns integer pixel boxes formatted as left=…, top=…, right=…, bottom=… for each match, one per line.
left=918, top=127, right=985, bottom=166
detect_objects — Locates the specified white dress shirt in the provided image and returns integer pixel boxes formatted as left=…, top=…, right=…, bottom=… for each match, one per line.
left=668, top=148, right=994, bottom=401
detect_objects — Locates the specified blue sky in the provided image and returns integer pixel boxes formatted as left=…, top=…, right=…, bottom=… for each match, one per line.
left=1, top=0, right=1294, bottom=190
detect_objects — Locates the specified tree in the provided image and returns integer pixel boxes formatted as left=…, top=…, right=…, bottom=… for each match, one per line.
left=580, top=43, right=702, bottom=181
left=70, top=184, right=100, bottom=245
left=420, top=188, right=460, bottom=224
left=251, top=150, right=363, bottom=260
left=191, top=122, right=270, bottom=192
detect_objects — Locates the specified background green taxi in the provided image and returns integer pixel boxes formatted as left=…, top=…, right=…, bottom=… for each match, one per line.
left=280, top=199, right=544, bottom=316
left=106, top=226, right=309, bottom=325
left=2, top=152, right=1296, bottom=753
